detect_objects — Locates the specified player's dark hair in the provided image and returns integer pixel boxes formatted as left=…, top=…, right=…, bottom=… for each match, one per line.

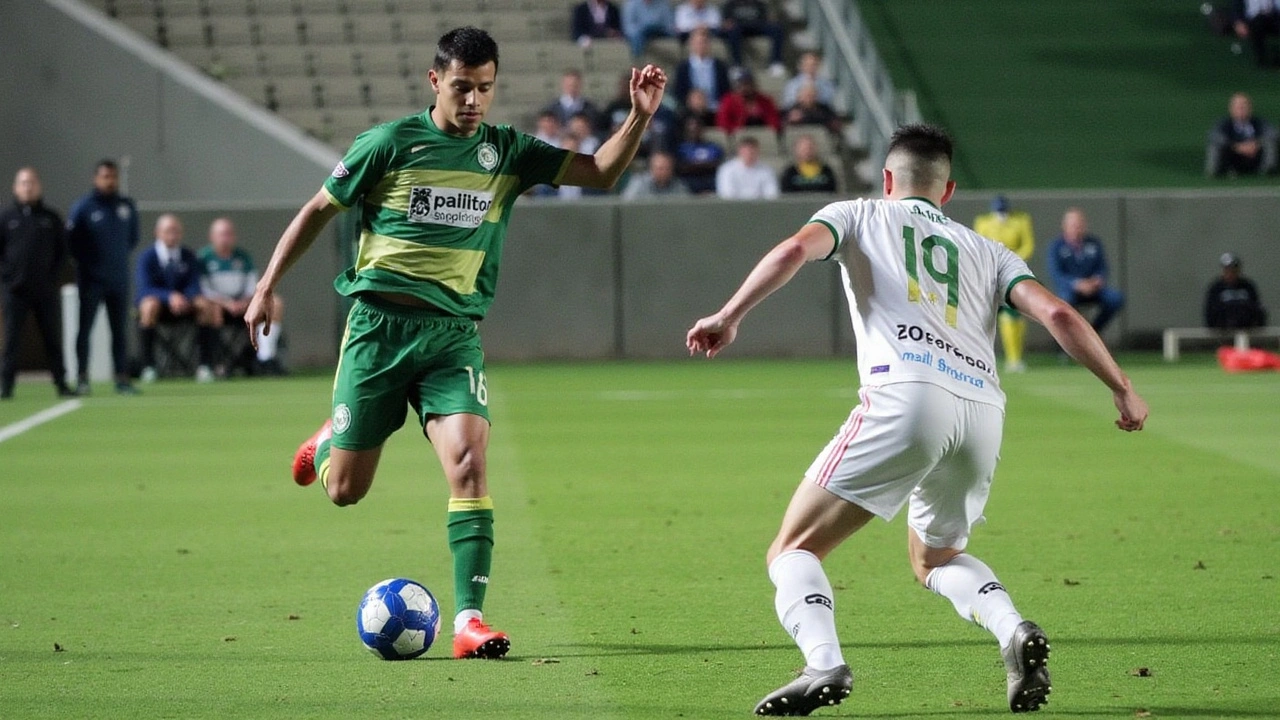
left=887, top=123, right=953, bottom=164
left=96, top=159, right=118, bottom=173
left=433, top=26, right=499, bottom=72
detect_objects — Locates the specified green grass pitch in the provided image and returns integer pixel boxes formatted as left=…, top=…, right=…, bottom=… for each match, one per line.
left=1, top=357, right=1276, bottom=718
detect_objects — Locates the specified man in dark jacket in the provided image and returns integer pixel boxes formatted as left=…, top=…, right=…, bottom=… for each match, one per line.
left=1206, top=92, right=1278, bottom=177
left=67, top=160, right=139, bottom=394
left=571, top=0, right=623, bottom=46
left=135, top=213, right=216, bottom=383
left=0, top=167, right=74, bottom=399
left=1205, top=253, right=1268, bottom=329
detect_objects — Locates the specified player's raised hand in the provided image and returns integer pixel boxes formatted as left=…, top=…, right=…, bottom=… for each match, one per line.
left=243, top=286, right=274, bottom=351
left=630, top=65, right=667, bottom=117
left=1112, top=387, right=1148, bottom=432
left=687, top=313, right=738, bottom=358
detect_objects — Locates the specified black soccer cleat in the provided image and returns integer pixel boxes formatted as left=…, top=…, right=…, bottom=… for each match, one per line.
left=754, top=664, right=853, bottom=716
left=1003, top=621, right=1051, bottom=713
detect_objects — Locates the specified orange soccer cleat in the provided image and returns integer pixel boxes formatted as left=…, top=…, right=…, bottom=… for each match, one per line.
left=452, top=617, right=510, bottom=659
left=291, top=419, right=332, bottom=487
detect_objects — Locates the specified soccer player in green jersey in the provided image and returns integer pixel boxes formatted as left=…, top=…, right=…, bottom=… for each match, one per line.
left=244, top=27, right=667, bottom=659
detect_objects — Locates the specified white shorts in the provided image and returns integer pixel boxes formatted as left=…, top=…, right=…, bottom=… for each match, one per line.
left=804, top=382, right=1005, bottom=550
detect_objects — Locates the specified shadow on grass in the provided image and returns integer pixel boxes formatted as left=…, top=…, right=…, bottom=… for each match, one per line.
left=850, top=707, right=1278, bottom=719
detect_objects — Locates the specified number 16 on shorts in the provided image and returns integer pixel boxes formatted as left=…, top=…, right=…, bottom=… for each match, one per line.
left=465, top=366, right=488, bottom=406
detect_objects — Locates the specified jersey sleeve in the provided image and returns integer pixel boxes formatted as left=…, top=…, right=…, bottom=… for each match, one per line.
left=995, top=243, right=1035, bottom=308
left=807, top=200, right=863, bottom=261
left=512, top=131, right=573, bottom=192
left=322, top=125, right=396, bottom=210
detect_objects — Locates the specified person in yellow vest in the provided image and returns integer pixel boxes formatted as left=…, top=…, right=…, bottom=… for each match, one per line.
left=974, top=195, right=1034, bottom=372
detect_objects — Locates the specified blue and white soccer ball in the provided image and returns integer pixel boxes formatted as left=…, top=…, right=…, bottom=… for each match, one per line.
left=356, top=578, right=441, bottom=660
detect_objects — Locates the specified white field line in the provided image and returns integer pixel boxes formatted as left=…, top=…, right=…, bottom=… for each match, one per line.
left=0, top=400, right=83, bottom=444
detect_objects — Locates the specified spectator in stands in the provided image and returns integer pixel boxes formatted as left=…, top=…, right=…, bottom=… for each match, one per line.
left=602, top=71, right=680, bottom=158
left=1206, top=92, right=1278, bottom=177
left=674, top=28, right=732, bottom=113
left=781, top=51, right=836, bottom=108
left=679, top=88, right=718, bottom=128
left=0, top=167, right=73, bottom=399
left=716, top=68, right=782, bottom=135
left=674, top=0, right=724, bottom=43
left=716, top=136, right=779, bottom=199
left=623, top=151, right=691, bottom=198
left=1048, top=208, right=1124, bottom=334
left=572, top=0, right=624, bottom=47
left=542, top=69, right=602, bottom=130
left=567, top=113, right=602, bottom=155
left=623, top=0, right=676, bottom=59
left=534, top=110, right=563, bottom=146
left=721, top=0, right=787, bottom=76
left=136, top=213, right=217, bottom=383
left=783, top=82, right=843, bottom=136
left=67, top=159, right=139, bottom=396
left=199, top=217, right=285, bottom=376
left=676, top=116, right=726, bottom=194
left=1233, top=0, right=1280, bottom=67
left=1205, top=252, right=1268, bottom=328
left=779, top=134, right=838, bottom=194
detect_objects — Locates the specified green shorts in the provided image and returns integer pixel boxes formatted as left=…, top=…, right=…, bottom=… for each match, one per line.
left=330, top=294, right=489, bottom=451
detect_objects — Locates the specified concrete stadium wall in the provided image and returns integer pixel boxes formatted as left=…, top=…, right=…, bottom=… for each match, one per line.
left=0, top=0, right=336, bottom=211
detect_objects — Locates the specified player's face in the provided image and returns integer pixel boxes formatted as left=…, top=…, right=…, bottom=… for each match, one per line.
left=430, top=60, right=496, bottom=137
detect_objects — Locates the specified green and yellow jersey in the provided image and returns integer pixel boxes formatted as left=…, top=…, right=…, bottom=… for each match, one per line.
left=323, top=108, right=573, bottom=319
left=973, top=210, right=1035, bottom=262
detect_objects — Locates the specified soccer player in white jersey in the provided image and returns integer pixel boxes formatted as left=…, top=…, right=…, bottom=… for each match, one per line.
left=687, top=124, right=1149, bottom=716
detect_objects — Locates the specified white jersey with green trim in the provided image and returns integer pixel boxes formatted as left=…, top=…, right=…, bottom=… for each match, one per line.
left=810, top=197, right=1034, bottom=409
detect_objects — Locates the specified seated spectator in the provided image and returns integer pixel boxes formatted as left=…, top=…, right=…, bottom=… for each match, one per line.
left=674, top=28, right=732, bottom=113
left=1205, top=252, right=1268, bottom=328
left=1233, top=0, right=1280, bottom=67
left=676, top=116, right=726, bottom=194
left=716, top=68, right=781, bottom=135
left=542, top=69, right=602, bottom=129
left=679, top=88, right=718, bottom=128
left=721, top=0, right=787, bottom=75
left=534, top=110, right=563, bottom=146
left=716, top=136, right=779, bottom=199
left=779, top=134, right=838, bottom=194
left=601, top=71, right=680, bottom=158
left=674, top=0, right=723, bottom=42
left=567, top=113, right=602, bottom=155
left=1047, top=208, right=1124, bottom=334
left=135, top=213, right=216, bottom=382
left=199, top=217, right=285, bottom=376
left=623, top=0, right=675, bottom=58
left=623, top=152, right=691, bottom=198
left=783, top=82, right=843, bottom=136
left=781, top=51, right=837, bottom=108
left=1206, top=92, right=1278, bottom=176
left=572, top=0, right=623, bottom=47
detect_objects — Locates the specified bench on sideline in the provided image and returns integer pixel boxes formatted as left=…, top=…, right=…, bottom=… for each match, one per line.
left=1161, top=326, right=1280, bottom=361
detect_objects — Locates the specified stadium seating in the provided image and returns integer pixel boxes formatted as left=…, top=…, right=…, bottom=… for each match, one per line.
left=85, top=0, right=859, bottom=187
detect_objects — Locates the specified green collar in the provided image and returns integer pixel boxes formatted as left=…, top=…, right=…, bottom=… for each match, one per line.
left=902, top=196, right=941, bottom=210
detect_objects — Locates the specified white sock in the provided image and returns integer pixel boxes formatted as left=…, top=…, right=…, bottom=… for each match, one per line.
left=925, top=553, right=1023, bottom=649
left=769, top=549, right=845, bottom=670
left=256, top=322, right=280, bottom=362
left=453, top=609, right=482, bottom=634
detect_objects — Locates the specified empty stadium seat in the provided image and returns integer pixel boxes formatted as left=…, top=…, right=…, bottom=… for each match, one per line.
left=248, top=0, right=298, bottom=15
left=255, top=44, right=307, bottom=76
left=320, top=76, right=367, bottom=108
left=256, top=14, right=301, bottom=44
left=224, top=75, right=269, bottom=105
left=208, top=15, right=254, bottom=45
left=161, top=15, right=208, bottom=47
left=349, top=15, right=397, bottom=45
left=120, top=14, right=161, bottom=42
left=270, top=76, right=320, bottom=109
left=159, top=0, right=202, bottom=17
left=299, top=14, right=349, bottom=44
left=365, top=75, right=413, bottom=107
left=352, top=45, right=409, bottom=76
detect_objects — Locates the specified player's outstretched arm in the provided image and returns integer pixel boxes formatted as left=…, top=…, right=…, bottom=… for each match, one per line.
left=561, top=65, right=667, bottom=190
left=244, top=190, right=341, bottom=348
left=687, top=222, right=835, bottom=358
left=1009, top=280, right=1148, bottom=431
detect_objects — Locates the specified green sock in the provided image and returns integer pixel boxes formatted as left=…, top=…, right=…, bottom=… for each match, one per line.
left=448, top=497, right=495, bottom=620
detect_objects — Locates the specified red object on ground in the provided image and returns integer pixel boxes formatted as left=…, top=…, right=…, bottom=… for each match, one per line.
left=1217, top=346, right=1280, bottom=372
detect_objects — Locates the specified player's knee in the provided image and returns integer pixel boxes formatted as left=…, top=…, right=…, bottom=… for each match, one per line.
left=444, top=446, right=486, bottom=494
left=326, top=478, right=368, bottom=506
left=137, top=298, right=159, bottom=325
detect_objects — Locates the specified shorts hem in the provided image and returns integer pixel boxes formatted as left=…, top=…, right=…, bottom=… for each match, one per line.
left=807, top=475, right=900, bottom=522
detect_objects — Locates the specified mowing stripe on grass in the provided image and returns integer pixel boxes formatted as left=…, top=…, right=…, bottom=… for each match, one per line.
left=0, top=399, right=82, bottom=444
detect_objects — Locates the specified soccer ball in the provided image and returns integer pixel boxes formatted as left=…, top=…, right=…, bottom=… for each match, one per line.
left=356, top=578, right=441, bottom=660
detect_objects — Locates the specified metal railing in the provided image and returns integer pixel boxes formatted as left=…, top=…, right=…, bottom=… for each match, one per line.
left=803, top=0, right=919, bottom=174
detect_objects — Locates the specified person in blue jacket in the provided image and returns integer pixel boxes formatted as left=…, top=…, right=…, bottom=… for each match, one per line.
left=1048, top=207, right=1125, bottom=334
left=66, top=160, right=139, bottom=395
left=135, top=213, right=216, bottom=383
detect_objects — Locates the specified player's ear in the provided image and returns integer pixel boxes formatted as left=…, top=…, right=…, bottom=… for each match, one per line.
left=428, top=69, right=440, bottom=93
left=882, top=168, right=893, bottom=197
left=939, top=180, right=957, bottom=206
